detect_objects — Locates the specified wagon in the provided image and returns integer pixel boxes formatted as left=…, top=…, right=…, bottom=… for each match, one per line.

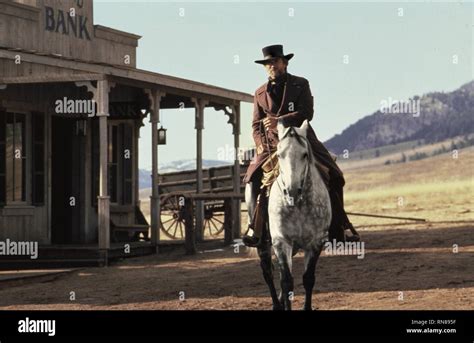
left=158, top=159, right=251, bottom=241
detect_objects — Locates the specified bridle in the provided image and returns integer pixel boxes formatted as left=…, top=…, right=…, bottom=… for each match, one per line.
left=275, top=127, right=312, bottom=205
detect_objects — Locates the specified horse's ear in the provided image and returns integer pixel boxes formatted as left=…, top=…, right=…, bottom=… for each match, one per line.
left=299, top=120, right=309, bottom=136
left=277, top=119, right=285, bottom=139
left=300, top=119, right=309, bottom=132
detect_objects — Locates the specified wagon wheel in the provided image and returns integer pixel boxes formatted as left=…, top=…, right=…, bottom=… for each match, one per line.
left=203, top=202, right=225, bottom=237
left=160, top=194, right=188, bottom=240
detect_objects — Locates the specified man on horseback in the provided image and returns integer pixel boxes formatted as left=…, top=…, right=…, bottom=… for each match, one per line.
left=242, top=44, right=359, bottom=248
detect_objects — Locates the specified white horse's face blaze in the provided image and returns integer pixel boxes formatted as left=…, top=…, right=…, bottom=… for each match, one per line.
left=277, top=120, right=310, bottom=204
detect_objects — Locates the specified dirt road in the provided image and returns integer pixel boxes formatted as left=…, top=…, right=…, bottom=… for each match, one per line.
left=0, top=221, right=472, bottom=310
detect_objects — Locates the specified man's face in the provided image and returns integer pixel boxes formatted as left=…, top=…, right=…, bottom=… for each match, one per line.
left=264, top=57, right=287, bottom=79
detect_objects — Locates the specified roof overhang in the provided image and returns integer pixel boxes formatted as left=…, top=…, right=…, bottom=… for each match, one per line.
left=0, top=49, right=254, bottom=105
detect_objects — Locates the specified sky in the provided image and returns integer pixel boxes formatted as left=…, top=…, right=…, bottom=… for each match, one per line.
left=94, top=1, right=473, bottom=169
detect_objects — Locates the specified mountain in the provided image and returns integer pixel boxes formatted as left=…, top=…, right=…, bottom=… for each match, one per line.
left=139, top=169, right=152, bottom=190
left=324, top=81, right=474, bottom=154
left=139, top=159, right=233, bottom=189
left=159, top=159, right=233, bottom=173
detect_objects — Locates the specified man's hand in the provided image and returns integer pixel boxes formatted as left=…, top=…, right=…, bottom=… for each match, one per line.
left=263, top=116, right=278, bottom=131
left=256, top=144, right=264, bottom=155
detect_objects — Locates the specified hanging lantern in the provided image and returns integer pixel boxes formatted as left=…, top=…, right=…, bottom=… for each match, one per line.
left=158, top=125, right=167, bottom=145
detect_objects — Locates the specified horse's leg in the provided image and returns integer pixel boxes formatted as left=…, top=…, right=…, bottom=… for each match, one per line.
left=257, top=242, right=282, bottom=310
left=302, top=245, right=323, bottom=311
left=273, top=240, right=294, bottom=311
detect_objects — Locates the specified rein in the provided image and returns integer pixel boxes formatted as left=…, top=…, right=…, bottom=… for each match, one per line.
left=275, top=128, right=312, bottom=204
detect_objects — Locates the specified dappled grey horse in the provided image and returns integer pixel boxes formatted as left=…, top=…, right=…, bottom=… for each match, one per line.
left=245, top=120, right=332, bottom=310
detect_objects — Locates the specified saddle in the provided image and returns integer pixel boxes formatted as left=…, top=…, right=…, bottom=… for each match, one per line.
left=247, top=149, right=359, bottom=247
left=260, top=151, right=279, bottom=195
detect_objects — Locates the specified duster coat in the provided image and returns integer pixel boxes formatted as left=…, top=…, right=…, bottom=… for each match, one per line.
left=243, top=73, right=344, bottom=188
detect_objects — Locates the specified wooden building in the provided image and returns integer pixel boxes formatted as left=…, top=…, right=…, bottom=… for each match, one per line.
left=0, top=0, right=253, bottom=266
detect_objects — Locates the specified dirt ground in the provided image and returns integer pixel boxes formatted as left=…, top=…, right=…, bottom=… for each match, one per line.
left=0, top=220, right=472, bottom=310
left=1, top=148, right=472, bottom=310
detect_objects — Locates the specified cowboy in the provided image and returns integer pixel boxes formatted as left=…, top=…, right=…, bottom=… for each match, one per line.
left=242, top=44, right=359, bottom=248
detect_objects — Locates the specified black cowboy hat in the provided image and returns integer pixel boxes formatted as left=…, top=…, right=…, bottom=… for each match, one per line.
left=254, top=44, right=294, bottom=64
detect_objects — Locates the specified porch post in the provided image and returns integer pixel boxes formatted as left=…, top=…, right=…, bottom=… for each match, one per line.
left=192, top=98, right=208, bottom=242
left=232, top=103, right=241, bottom=239
left=149, top=90, right=165, bottom=252
left=97, top=80, right=110, bottom=263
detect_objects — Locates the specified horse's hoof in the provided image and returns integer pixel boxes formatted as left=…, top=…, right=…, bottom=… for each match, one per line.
left=272, top=304, right=284, bottom=311
left=303, top=306, right=313, bottom=311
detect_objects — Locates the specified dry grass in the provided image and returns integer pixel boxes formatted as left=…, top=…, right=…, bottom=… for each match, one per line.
left=337, top=136, right=474, bottom=171
left=140, top=147, right=473, bottom=233
left=342, top=147, right=474, bottom=227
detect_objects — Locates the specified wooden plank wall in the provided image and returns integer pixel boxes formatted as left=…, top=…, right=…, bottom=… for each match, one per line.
left=0, top=104, right=49, bottom=244
left=0, top=59, right=88, bottom=78
left=0, top=0, right=138, bottom=68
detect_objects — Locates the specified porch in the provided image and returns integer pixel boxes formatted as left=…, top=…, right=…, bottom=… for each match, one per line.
left=0, top=53, right=252, bottom=267
left=0, top=0, right=253, bottom=268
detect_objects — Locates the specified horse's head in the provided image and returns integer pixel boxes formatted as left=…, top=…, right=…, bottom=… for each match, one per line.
left=276, top=119, right=311, bottom=205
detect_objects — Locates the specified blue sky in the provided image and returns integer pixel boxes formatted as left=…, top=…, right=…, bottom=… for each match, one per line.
left=94, top=1, right=473, bottom=169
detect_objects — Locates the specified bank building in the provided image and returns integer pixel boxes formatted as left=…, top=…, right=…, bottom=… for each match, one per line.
left=0, top=0, right=252, bottom=267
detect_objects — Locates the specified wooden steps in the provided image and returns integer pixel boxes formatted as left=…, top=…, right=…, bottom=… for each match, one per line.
left=0, top=243, right=155, bottom=270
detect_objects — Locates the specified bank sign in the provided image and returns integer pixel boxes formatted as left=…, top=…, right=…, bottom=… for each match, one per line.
left=43, top=0, right=92, bottom=40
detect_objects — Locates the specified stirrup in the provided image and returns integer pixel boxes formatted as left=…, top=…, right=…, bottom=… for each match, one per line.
left=242, top=234, right=262, bottom=248
left=345, top=223, right=360, bottom=242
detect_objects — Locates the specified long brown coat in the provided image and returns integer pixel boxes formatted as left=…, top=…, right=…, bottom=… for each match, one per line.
left=243, top=73, right=344, bottom=187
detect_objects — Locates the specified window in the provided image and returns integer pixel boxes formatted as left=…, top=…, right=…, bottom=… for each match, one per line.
left=5, top=113, right=26, bottom=203
left=0, top=113, right=5, bottom=205
left=122, top=123, right=133, bottom=205
left=0, top=112, right=45, bottom=206
left=108, top=124, right=118, bottom=203
left=32, top=113, right=45, bottom=205
left=107, top=122, right=133, bottom=205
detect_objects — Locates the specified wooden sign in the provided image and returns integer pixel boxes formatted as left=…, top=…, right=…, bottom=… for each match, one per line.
left=44, top=0, right=92, bottom=40
left=0, top=0, right=139, bottom=67
left=39, top=0, right=94, bottom=55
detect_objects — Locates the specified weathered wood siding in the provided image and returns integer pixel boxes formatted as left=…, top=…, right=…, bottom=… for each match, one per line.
left=0, top=109, right=49, bottom=244
left=0, top=206, right=48, bottom=243
left=0, top=0, right=139, bottom=68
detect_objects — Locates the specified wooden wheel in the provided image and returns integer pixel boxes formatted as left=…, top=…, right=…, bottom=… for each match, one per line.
left=160, top=194, right=188, bottom=240
left=203, top=202, right=225, bottom=237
